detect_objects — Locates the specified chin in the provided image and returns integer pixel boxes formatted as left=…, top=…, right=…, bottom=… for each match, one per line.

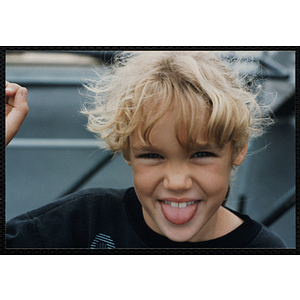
left=163, top=227, right=199, bottom=243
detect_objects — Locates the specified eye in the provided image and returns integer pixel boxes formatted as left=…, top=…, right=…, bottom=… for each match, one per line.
left=139, top=153, right=163, bottom=159
left=191, top=151, right=215, bottom=158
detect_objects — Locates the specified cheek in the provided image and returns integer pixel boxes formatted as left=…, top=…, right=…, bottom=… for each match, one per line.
left=131, top=164, right=159, bottom=196
left=200, top=164, right=231, bottom=198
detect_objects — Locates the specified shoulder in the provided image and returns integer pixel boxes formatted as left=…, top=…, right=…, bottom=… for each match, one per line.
left=247, top=224, right=287, bottom=248
left=6, top=188, right=130, bottom=248
left=26, top=187, right=128, bottom=218
left=226, top=207, right=287, bottom=248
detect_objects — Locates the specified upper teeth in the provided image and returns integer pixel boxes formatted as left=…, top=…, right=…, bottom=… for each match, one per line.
left=164, top=201, right=195, bottom=208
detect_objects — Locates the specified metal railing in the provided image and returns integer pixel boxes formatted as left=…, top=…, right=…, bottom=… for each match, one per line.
left=260, top=186, right=296, bottom=227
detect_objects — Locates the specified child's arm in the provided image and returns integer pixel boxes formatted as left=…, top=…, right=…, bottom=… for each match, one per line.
left=5, top=81, right=29, bottom=146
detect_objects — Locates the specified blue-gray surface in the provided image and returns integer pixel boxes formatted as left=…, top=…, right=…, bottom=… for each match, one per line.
left=5, top=51, right=295, bottom=248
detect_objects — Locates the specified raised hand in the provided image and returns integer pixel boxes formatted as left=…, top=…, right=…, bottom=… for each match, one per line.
left=5, top=81, right=29, bottom=146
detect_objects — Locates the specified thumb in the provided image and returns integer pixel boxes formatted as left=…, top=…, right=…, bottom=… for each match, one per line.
left=14, top=87, right=28, bottom=108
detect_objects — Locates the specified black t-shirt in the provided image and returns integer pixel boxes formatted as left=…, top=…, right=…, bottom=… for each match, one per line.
left=6, top=187, right=287, bottom=249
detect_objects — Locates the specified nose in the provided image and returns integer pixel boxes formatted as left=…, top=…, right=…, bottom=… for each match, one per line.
left=163, top=163, right=193, bottom=193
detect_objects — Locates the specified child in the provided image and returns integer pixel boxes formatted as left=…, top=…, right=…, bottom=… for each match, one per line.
left=5, top=51, right=287, bottom=248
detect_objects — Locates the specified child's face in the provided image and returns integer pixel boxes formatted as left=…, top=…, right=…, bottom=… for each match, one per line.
left=125, top=110, right=247, bottom=243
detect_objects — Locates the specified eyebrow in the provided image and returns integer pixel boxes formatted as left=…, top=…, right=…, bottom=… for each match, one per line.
left=130, top=143, right=223, bottom=153
left=192, top=143, right=217, bottom=151
left=190, top=142, right=225, bottom=153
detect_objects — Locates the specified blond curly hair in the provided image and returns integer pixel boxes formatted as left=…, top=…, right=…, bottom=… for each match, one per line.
left=82, top=51, right=272, bottom=161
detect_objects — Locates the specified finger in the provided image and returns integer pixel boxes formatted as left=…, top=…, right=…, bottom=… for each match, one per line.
left=6, top=87, right=28, bottom=110
left=5, top=82, right=25, bottom=106
left=5, top=82, right=22, bottom=96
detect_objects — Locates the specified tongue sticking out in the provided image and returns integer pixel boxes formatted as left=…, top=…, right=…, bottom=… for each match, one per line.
left=160, top=201, right=198, bottom=225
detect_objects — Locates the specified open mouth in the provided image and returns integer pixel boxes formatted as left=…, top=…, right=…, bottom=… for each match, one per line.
left=159, top=200, right=200, bottom=225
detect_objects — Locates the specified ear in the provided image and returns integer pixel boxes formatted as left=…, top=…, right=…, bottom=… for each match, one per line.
left=122, top=150, right=131, bottom=166
left=233, top=141, right=248, bottom=166
left=122, top=139, right=132, bottom=166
